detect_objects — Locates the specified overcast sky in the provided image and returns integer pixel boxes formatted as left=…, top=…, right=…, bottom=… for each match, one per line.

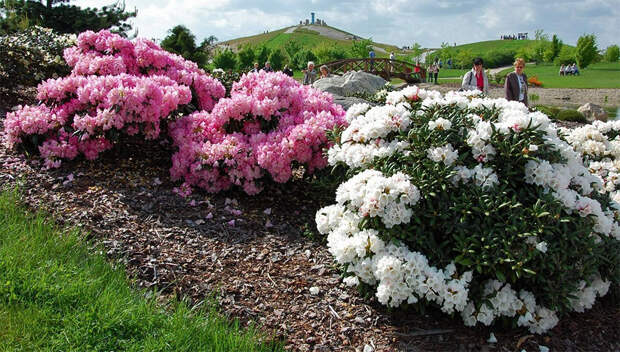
left=77, top=0, right=619, bottom=48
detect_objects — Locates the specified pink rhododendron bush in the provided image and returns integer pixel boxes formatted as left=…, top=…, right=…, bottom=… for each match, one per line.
left=168, top=71, right=347, bottom=195
left=3, top=30, right=347, bottom=194
left=317, top=87, right=619, bottom=334
left=4, top=30, right=225, bottom=168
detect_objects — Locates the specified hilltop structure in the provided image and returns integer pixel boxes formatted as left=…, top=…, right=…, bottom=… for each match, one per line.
left=299, top=12, right=326, bottom=26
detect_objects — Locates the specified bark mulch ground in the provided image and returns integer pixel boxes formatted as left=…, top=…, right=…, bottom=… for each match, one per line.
left=1, top=91, right=618, bottom=352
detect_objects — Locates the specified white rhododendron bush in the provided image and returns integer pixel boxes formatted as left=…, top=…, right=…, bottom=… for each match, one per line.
left=317, top=87, right=620, bottom=333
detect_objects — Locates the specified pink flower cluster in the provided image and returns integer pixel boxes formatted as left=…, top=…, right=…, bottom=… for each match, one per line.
left=169, top=71, right=347, bottom=195
left=63, top=30, right=225, bottom=111
left=6, top=74, right=191, bottom=166
left=4, top=29, right=225, bottom=169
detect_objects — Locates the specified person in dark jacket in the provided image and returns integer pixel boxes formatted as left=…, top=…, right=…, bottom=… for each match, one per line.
left=282, top=65, right=293, bottom=77
left=263, top=61, right=273, bottom=72
left=504, top=58, right=528, bottom=106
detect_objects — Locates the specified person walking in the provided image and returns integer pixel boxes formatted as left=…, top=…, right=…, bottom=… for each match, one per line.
left=369, top=49, right=376, bottom=71
left=302, top=61, right=317, bottom=85
left=461, top=57, right=489, bottom=94
left=504, top=58, right=528, bottom=106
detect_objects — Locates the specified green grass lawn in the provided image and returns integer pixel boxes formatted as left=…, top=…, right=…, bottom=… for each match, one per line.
left=0, top=189, right=282, bottom=351
left=499, top=62, right=620, bottom=89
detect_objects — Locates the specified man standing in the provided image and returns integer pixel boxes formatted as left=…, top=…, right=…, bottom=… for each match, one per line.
left=263, top=61, right=273, bottom=72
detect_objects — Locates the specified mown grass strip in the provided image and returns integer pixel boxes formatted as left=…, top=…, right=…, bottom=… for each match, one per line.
left=0, top=188, right=282, bottom=352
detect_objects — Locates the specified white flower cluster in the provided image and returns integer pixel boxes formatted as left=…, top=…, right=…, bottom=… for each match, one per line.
left=334, top=170, right=420, bottom=228
left=319, top=88, right=619, bottom=334
left=427, top=143, right=459, bottom=166
left=328, top=104, right=412, bottom=168
left=316, top=201, right=473, bottom=312
left=385, top=86, right=441, bottom=106
left=461, top=280, right=559, bottom=334
left=451, top=164, right=499, bottom=189
left=428, top=117, right=452, bottom=131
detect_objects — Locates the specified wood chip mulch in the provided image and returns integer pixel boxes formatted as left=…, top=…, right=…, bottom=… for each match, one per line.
left=1, top=92, right=619, bottom=351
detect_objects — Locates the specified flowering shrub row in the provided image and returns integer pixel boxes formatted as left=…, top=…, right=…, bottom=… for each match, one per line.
left=4, top=31, right=347, bottom=195
left=0, top=26, right=75, bottom=94
left=169, top=71, right=347, bottom=195
left=317, top=86, right=619, bottom=333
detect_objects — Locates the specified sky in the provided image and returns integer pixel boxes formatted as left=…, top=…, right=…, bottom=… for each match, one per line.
left=77, top=0, right=620, bottom=49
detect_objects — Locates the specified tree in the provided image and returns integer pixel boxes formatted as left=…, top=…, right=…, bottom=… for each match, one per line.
left=0, top=0, right=137, bottom=36
left=160, top=25, right=206, bottom=66
left=292, top=49, right=317, bottom=70
left=554, top=45, right=576, bottom=65
left=410, top=42, right=424, bottom=64
left=575, top=34, right=598, bottom=68
left=549, top=34, right=563, bottom=61
left=349, top=38, right=372, bottom=58
left=237, top=45, right=255, bottom=70
left=198, top=35, right=218, bottom=59
left=255, top=46, right=270, bottom=67
left=212, top=48, right=237, bottom=70
left=313, top=43, right=346, bottom=64
left=605, top=45, right=619, bottom=63
left=284, top=40, right=301, bottom=59
left=268, top=49, right=285, bottom=70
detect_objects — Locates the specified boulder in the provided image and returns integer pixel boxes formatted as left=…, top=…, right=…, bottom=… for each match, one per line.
left=312, top=71, right=387, bottom=96
left=578, top=103, right=608, bottom=122
left=331, top=95, right=372, bottom=111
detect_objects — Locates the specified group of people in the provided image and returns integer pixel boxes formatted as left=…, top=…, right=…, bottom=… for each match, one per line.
left=250, top=61, right=294, bottom=77
left=559, top=63, right=580, bottom=76
left=461, top=57, right=529, bottom=106
left=302, top=61, right=332, bottom=85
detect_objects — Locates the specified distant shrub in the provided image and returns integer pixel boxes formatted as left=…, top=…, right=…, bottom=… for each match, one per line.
left=292, top=49, right=318, bottom=71
left=213, top=48, right=238, bottom=70
left=528, top=75, right=543, bottom=87
left=536, top=106, right=560, bottom=118
left=556, top=109, right=586, bottom=123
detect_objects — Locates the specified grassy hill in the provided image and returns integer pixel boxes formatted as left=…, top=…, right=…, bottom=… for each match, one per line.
left=220, top=25, right=404, bottom=58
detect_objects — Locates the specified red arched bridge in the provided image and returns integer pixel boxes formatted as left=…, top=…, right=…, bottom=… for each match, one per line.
left=320, top=58, right=426, bottom=83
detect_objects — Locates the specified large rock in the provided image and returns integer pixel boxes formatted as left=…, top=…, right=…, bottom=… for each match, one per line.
left=312, top=71, right=387, bottom=96
left=578, top=103, right=608, bottom=122
left=332, top=95, right=372, bottom=111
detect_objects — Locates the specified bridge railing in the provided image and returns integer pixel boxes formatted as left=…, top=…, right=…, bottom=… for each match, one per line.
left=320, top=58, right=426, bottom=83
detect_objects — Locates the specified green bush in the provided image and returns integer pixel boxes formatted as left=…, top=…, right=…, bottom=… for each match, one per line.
left=535, top=105, right=560, bottom=119
left=212, top=48, right=237, bottom=70
left=292, top=49, right=317, bottom=71
left=556, top=109, right=586, bottom=123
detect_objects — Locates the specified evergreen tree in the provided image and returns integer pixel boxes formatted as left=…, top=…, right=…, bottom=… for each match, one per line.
left=0, top=0, right=137, bottom=35
left=160, top=25, right=206, bottom=66
left=212, top=48, right=237, bottom=70
left=237, top=45, right=255, bottom=70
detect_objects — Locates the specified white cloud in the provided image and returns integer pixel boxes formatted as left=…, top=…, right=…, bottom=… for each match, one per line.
left=76, top=0, right=619, bottom=48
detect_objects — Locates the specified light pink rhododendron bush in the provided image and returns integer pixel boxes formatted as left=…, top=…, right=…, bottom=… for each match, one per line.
left=169, top=71, right=347, bottom=195
left=4, top=31, right=347, bottom=194
left=5, top=30, right=225, bottom=168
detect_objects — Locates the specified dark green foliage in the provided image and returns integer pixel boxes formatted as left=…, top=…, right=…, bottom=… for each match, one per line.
left=284, top=40, right=301, bottom=59
left=255, top=46, right=270, bottom=67
left=212, top=48, right=237, bottom=70
left=549, top=34, right=563, bottom=62
left=0, top=0, right=137, bottom=36
left=576, top=34, right=598, bottom=69
left=160, top=25, right=206, bottom=66
left=556, top=109, right=586, bottom=123
left=237, top=45, right=255, bottom=71
left=292, top=49, right=317, bottom=70
left=313, top=43, right=347, bottom=64
left=268, top=48, right=286, bottom=70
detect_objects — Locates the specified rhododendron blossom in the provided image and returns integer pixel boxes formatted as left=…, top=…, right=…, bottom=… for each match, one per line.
left=169, top=71, right=347, bottom=195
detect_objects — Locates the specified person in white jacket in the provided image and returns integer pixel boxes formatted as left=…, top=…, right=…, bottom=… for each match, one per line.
left=461, top=57, right=489, bottom=94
